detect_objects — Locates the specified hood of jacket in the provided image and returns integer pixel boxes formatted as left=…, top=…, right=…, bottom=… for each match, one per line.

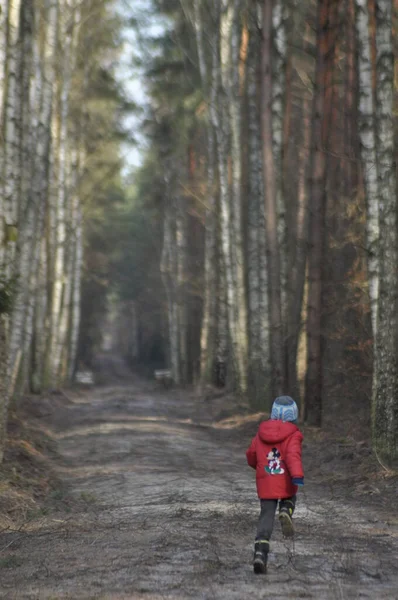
left=258, top=419, right=299, bottom=444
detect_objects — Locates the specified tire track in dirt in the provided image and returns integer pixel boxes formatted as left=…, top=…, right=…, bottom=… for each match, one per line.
left=1, top=359, right=398, bottom=599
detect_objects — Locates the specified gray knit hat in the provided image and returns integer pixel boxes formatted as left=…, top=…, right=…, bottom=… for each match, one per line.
left=270, top=396, right=298, bottom=423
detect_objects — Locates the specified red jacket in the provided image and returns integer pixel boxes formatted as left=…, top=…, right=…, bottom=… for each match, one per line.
left=246, top=420, right=304, bottom=499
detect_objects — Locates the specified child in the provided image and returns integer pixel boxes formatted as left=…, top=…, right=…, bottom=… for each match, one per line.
left=246, top=396, right=304, bottom=574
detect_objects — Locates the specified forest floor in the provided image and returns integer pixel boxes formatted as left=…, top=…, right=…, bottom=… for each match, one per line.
left=1, top=356, right=398, bottom=600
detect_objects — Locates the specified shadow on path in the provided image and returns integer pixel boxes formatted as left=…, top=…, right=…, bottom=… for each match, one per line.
left=1, top=356, right=398, bottom=599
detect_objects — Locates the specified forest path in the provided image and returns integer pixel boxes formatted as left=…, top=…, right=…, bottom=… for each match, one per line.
left=1, top=356, right=398, bottom=599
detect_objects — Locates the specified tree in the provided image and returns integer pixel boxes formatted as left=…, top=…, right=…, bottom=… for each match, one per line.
left=304, top=0, right=334, bottom=426
left=356, top=0, right=379, bottom=337
left=0, top=0, right=128, bottom=462
left=260, top=0, right=284, bottom=396
left=372, top=0, right=398, bottom=466
left=246, top=0, right=271, bottom=405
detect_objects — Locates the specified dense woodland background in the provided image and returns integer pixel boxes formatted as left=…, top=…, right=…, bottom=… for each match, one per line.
left=0, top=0, right=398, bottom=468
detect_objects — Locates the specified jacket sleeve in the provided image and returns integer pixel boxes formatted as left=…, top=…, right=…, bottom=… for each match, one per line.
left=246, top=435, right=257, bottom=469
left=284, top=431, right=304, bottom=478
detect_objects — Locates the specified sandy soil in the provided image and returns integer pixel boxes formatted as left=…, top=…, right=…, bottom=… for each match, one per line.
left=1, top=356, right=398, bottom=600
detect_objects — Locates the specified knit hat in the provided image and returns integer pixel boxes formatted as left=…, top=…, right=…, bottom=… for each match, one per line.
left=270, top=396, right=298, bottom=423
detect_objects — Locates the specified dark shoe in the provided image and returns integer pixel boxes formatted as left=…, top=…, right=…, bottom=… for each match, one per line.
left=253, top=540, right=269, bottom=574
left=279, top=507, right=294, bottom=538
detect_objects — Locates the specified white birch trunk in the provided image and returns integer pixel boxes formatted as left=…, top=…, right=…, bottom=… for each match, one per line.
left=372, top=0, right=398, bottom=465
left=176, top=196, right=188, bottom=383
left=10, top=0, right=58, bottom=392
left=55, top=148, right=78, bottom=383
left=199, top=126, right=218, bottom=383
left=0, top=0, right=20, bottom=460
left=215, top=0, right=248, bottom=393
left=216, top=253, right=228, bottom=387
left=0, top=0, right=6, bottom=125
left=8, top=0, right=35, bottom=394
left=355, top=0, right=379, bottom=337
left=68, top=199, right=83, bottom=380
left=229, top=0, right=248, bottom=392
left=194, top=0, right=219, bottom=384
left=50, top=1, right=80, bottom=385
left=272, top=0, right=288, bottom=326
left=2, top=0, right=22, bottom=279
left=0, top=315, right=8, bottom=462
left=31, top=239, right=48, bottom=392
left=161, top=194, right=181, bottom=384
left=30, top=0, right=58, bottom=390
left=0, top=1, right=7, bottom=241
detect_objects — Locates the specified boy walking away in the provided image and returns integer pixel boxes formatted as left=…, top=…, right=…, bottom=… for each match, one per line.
left=246, top=396, right=304, bottom=574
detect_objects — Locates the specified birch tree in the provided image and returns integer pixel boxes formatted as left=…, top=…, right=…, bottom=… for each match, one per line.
left=30, top=0, right=60, bottom=390
left=372, top=0, right=398, bottom=465
left=272, top=0, right=288, bottom=327
left=0, top=0, right=11, bottom=462
left=356, top=0, right=379, bottom=337
left=8, top=0, right=38, bottom=394
left=48, top=0, right=80, bottom=386
left=0, top=0, right=6, bottom=124
left=2, top=0, right=22, bottom=280
left=161, top=189, right=181, bottom=384
left=0, top=0, right=128, bottom=462
left=211, top=0, right=249, bottom=393
left=193, top=0, right=219, bottom=385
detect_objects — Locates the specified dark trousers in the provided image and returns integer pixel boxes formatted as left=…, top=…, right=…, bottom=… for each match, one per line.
left=256, top=496, right=296, bottom=541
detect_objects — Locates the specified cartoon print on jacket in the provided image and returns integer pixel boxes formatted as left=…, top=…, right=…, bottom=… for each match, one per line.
left=265, top=447, right=285, bottom=475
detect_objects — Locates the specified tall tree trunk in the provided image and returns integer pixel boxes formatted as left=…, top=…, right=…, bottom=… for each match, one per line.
left=356, top=0, right=379, bottom=337
left=0, top=314, right=8, bottom=462
left=261, top=0, right=284, bottom=396
left=8, top=0, right=36, bottom=394
left=272, top=0, right=288, bottom=329
left=214, top=0, right=248, bottom=393
left=228, top=0, right=248, bottom=392
left=372, top=0, right=398, bottom=466
left=304, top=0, right=332, bottom=426
left=199, top=125, right=219, bottom=384
left=0, top=0, right=8, bottom=207
left=176, top=193, right=189, bottom=383
left=49, top=1, right=79, bottom=385
left=286, top=96, right=311, bottom=401
left=195, top=0, right=219, bottom=384
left=0, top=0, right=11, bottom=462
left=247, top=0, right=271, bottom=406
left=161, top=190, right=181, bottom=384
left=215, top=251, right=228, bottom=387
left=0, top=0, right=22, bottom=461
left=31, top=239, right=48, bottom=392
left=30, top=0, right=59, bottom=390
left=2, top=0, right=22, bottom=280
left=68, top=197, right=83, bottom=380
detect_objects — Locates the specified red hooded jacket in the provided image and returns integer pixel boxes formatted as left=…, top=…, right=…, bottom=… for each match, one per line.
left=246, top=420, right=304, bottom=499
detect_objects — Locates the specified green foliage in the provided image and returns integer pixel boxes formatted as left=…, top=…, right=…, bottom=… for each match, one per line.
left=79, top=0, right=204, bottom=368
left=75, top=0, right=139, bottom=364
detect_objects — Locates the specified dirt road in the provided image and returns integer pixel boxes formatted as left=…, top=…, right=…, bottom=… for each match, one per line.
left=1, top=359, right=398, bottom=599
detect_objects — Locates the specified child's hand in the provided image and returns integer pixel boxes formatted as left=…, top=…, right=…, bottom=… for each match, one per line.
left=292, top=477, right=304, bottom=486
